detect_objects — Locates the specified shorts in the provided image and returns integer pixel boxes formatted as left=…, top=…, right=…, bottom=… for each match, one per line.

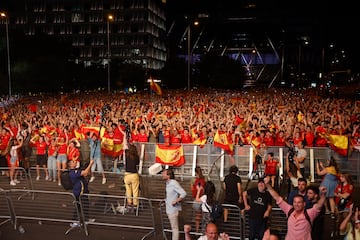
left=10, top=156, right=17, bottom=164
left=57, top=154, right=67, bottom=163
left=36, top=154, right=47, bottom=165
left=192, top=202, right=201, bottom=211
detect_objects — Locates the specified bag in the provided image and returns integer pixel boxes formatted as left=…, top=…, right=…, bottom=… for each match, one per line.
left=337, top=198, right=350, bottom=211
left=60, top=170, right=74, bottom=190
left=205, top=201, right=223, bottom=222
left=211, top=201, right=223, bottom=221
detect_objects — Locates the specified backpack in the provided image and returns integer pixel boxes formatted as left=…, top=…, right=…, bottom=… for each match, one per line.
left=205, top=201, right=223, bottom=222
left=60, top=170, right=74, bottom=190
left=287, top=207, right=311, bottom=227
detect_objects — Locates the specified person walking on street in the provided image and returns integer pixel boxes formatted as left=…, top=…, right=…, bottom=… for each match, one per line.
left=162, top=168, right=187, bottom=240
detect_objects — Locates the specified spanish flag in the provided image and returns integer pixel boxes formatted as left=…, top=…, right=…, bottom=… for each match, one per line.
left=150, top=80, right=162, bottom=96
left=155, top=144, right=185, bottom=167
left=101, top=137, right=124, bottom=157
left=193, top=138, right=207, bottom=148
left=82, top=126, right=105, bottom=138
left=327, top=134, right=348, bottom=156
left=214, top=131, right=234, bottom=154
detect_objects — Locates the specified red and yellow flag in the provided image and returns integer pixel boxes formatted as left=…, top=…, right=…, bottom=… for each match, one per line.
left=81, top=126, right=105, bottom=138
left=150, top=80, right=162, bottom=96
left=101, top=137, right=124, bottom=157
left=193, top=138, right=207, bottom=148
left=327, top=134, right=348, bottom=156
left=214, top=131, right=234, bottom=153
left=155, top=144, right=185, bottom=166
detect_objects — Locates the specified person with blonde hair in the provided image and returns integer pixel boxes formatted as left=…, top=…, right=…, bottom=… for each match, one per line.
left=316, top=156, right=339, bottom=217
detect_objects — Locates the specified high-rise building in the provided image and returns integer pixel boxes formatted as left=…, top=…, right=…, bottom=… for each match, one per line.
left=2, top=0, right=167, bottom=70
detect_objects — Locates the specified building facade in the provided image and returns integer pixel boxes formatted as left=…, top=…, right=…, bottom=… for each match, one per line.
left=3, top=0, right=167, bottom=70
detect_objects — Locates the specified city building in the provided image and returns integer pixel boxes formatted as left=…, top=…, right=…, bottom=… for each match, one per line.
left=1, top=0, right=167, bottom=70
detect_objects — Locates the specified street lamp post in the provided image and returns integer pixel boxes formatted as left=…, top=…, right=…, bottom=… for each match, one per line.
left=186, top=21, right=199, bottom=91
left=106, top=15, right=113, bottom=94
left=1, top=12, right=11, bottom=96
left=187, top=25, right=191, bottom=91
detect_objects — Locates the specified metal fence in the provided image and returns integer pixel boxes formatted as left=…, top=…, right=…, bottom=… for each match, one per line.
left=23, top=142, right=360, bottom=184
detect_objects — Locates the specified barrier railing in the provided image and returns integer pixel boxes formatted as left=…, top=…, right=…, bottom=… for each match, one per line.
left=25, top=143, right=360, bottom=184
left=159, top=200, right=244, bottom=240
left=1, top=189, right=157, bottom=239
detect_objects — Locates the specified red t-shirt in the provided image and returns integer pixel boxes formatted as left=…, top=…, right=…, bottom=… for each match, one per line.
left=35, top=141, right=47, bottom=155
left=264, top=160, right=278, bottom=175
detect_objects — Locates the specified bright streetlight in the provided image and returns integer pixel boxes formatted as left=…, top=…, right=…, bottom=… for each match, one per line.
left=187, top=20, right=199, bottom=91
left=106, top=14, right=113, bottom=94
left=1, top=12, right=11, bottom=96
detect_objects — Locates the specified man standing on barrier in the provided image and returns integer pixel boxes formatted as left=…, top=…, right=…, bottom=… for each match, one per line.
left=69, top=159, right=94, bottom=228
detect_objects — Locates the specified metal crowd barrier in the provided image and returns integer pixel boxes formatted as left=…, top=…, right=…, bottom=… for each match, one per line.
left=159, top=200, right=244, bottom=240
left=25, top=142, right=360, bottom=184
left=0, top=189, right=157, bottom=239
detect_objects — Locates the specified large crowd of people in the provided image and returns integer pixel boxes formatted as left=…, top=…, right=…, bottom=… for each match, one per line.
left=0, top=88, right=359, bottom=239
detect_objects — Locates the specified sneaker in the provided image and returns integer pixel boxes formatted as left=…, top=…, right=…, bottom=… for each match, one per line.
left=89, top=176, right=95, bottom=183
left=53, top=179, right=56, bottom=183
left=69, top=222, right=80, bottom=228
left=58, top=182, right=62, bottom=186
left=45, top=176, right=49, bottom=181
left=10, top=180, right=16, bottom=186
left=14, top=179, right=20, bottom=184
left=36, top=176, right=40, bottom=181
left=102, top=178, right=106, bottom=184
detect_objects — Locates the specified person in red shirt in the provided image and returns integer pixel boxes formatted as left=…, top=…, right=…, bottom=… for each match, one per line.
left=30, top=135, right=50, bottom=181
left=264, top=152, right=281, bottom=188
left=56, top=132, right=68, bottom=186
left=136, top=125, right=149, bottom=143
left=274, top=130, right=286, bottom=147
left=263, top=130, right=275, bottom=147
left=170, top=128, right=181, bottom=144
left=180, top=128, right=192, bottom=144
left=304, top=126, right=315, bottom=147
left=334, top=173, right=354, bottom=212
left=67, top=138, right=81, bottom=168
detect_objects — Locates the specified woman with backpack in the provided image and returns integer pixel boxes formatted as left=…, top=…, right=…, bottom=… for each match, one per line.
left=191, top=166, right=206, bottom=232
left=195, top=180, right=219, bottom=234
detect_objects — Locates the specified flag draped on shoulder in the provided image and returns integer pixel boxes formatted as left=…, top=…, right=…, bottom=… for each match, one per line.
left=214, top=131, right=234, bottom=154
left=150, top=80, right=162, bottom=96
left=155, top=144, right=185, bottom=166
left=327, top=134, right=348, bottom=156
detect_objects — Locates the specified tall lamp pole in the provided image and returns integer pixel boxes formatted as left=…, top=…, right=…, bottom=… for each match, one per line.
left=187, top=25, right=191, bottom=91
left=106, top=14, right=113, bottom=94
left=187, top=21, right=199, bottom=91
left=1, top=12, right=11, bottom=96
